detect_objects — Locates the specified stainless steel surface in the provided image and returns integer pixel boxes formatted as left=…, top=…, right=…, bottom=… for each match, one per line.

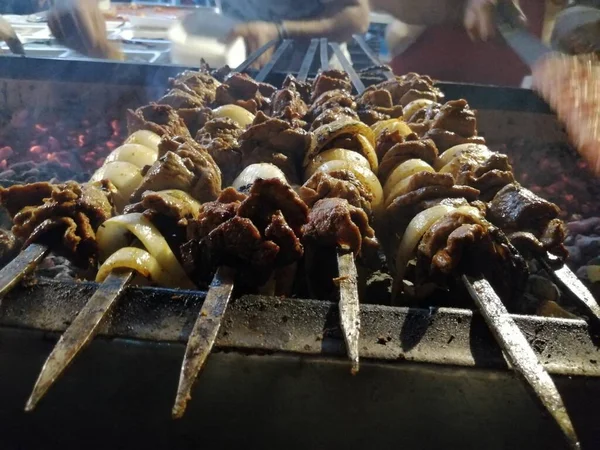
left=0, top=243, right=48, bottom=301
left=25, top=270, right=134, bottom=411
left=337, top=249, right=361, bottom=374
left=172, top=266, right=235, bottom=418
left=463, top=275, right=580, bottom=450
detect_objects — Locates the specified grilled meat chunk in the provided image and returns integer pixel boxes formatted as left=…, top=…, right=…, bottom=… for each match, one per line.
left=307, top=89, right=357, bottom=121
left=196, top=117, right=244, bottom=187
left=299, top=170, right=373, bottom=215
left=156, top=88, right=206, bottom=110
left=127, top=103, right=191, bottom=137
left=132, top=137, right=221, bottom=203
left=174, top=107, right=213, bottom=137
left=215, top=72, right=275, bottom=114
left=239, top=116, right=313, bottom=184
left=0, top=181, right=116, bottom=268
left=373, top=73, right=443, bottom=105
left=310, top=107, right=359, bottom=130
left=271, top=88, right=308, bottom=123
left=311, top=70, right=352, bottom=102
left=424, top=100, right=485, bottom=152
left=378, top=139, right=439, bottom=183
left=169, top=70, right=221, bottom=105
left=282, top=74, right=312, bottom=103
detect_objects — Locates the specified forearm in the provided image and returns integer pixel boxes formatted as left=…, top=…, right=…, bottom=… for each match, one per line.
left=283, top=0, right=370, bottom=42
left=369, top=0, right=466, bottom=26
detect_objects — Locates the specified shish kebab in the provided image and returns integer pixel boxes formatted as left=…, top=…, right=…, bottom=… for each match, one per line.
left=2, top=68, right=368, bottom=412
left=0, top=64, right=592, bottom=436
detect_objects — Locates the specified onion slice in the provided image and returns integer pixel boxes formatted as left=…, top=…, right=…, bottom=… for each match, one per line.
left=232, top=163, right=288, bottom=190
left=212, top=104, right=256, bottom=128
left=90, top=161, right=143, bottom=212
left=355, top=133, right=379, bottom=174
left=96, top=247, right=175, bottom=287
left=403, top=99, right=434, bottom=121
left=383, top=159, right=435, bottom=200
left=371, top=119, right=413, bottom=140
left=104, top=143, right=158, bottom=169
left=125, top=130, right=162, bottom=153
left=435, top=143, right=491, bottom=170
left=393, top=205, right=456, bottom=296
left=96, top=213, right=195, bottom=289
left=315, top=160, right=384, bottom=216
left=304, top=148, right=371, bottom=180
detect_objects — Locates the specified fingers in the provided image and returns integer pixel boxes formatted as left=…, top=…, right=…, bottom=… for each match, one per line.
left=464, top=0, right=497, bottom=42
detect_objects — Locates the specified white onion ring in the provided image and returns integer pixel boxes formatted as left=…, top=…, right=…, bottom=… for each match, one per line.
left=104, top=143, right=158, bottom=169
left=383, top=159, right=435, bottom=201
left=304, top=148, right=371, bottom=180
left=232, top=163, right=288, bottom=190
left=125, top=130, right=162, bottom=153
left=96, top=247, right=174, bottom=287
left=212, top=104, right=256, bottom=128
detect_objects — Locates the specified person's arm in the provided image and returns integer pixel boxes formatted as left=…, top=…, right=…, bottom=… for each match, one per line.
left=228, top=0, right=370, bottom=68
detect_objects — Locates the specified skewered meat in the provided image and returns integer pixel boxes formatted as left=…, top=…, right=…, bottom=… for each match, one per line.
left=373, top=73, right=443, bottom=106
left=310, top=107, right=359, bottom=130
left=282, top=74, right=312, bottom=104
left=174, top=107, right=213, bottom=137
left=0, top=181, right=116, bottom=268
left=182, top=178, right=308, bottom=288
left=131, top=137, right=221, bottom=203
left=307, top=89, right=357, bottom=121
left=271, top=87, right=308, bottom=123
left=169, top=70, right=221, bottom=105
left=127, top=103, right=191, bottom=137
left=124, top=189, right=201, bottom=222
left=215, top=72, right=276, bottom=114
left=311, top=70, right=353, bottom=102
left=299, top=170, right=373, bottom=214
left=196, top=117, right=244, bottom=187
left=424, top=99, right=485, bottom=152
left=156, top=88, right=206, bottom=110
left=302, top=197, right=377, bottom=257
left=239, top=115, right=313, bottom=184
left=378, top=139, right=438, bottom=184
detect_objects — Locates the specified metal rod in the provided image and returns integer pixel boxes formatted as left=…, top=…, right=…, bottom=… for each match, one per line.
left=541, top=252, right=600, bottom=329
left=297, top=38, right=319, bottom=82
left=25, top=269, right=134, bottom=411
left=462, top=275, right=580, bottom=450
left=352, top=34, right=395, bottom=80
left=172, top=266, right=235, bottom=419
left=234, top=39, right=279, bottom=73
left=255, top=39, right=292, bottom=82
left=336, top=247, right=360, bottom=374
left=319, top=38, right=329, bottom=71
left=329, top=42, right=365, bottom=94
left=0, top=243, right=48, bottom=301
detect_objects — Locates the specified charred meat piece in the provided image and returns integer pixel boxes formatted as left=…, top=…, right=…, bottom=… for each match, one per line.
left=311, top=70, right=353, bottom=102
left=124, top=189, right=200, bottom=222
left=356, top=86, right=405, bottom=125
left=283, top=74, right=312, bottom=104
left=127, top=103, right=191, bottom=137
left=372, top=73, right=443, bottom=105
left=196, top=117, right=244, bottom=187
left=215, top=72, right=275, bottom=113
left=378, top=139, right=439, bottom=183
left=239, top=117, right=313, bottom=184
left=307, top=89, right=357, bottom=121
left=0, top=181, right=116, bottom=268
left=425, top=129, right=486, bottom=153
left=271, top=88, right=308, bottom=122
left=300, top=170, right=373, bottom=215
left=169, top=70, right=221, bottom=105
left=186, top=188, right=245, bottom=242
left=132, top=137, right=221, bottom=203
left=429, top=99, right=479, bottom=137
left=302, top=197, right=377, bottom=257
left=174, top=107, right=213, bottom=137
left=156, top=88, right=206, bottom=110
left=310, top=107, right=359, bottom=131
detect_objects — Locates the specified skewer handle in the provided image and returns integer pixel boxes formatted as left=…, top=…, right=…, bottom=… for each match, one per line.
left=462, top=275, right=580, bottom=450
left=25, top=269, right=133, bottom=411
left=336, top=248, right=360, bottom=374
left=0, top=243, right=49, bottom=301
left=172, top=266, right=235, bottom=419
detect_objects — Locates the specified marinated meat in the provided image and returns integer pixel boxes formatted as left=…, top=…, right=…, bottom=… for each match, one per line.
left=131, top=137, right=221, bottom=203
left=124, top=189, right=201, bottom=222
left=311, top=70, right=352, bottom=102
left=375, top=129, right=417, bottom=161
left=299, top=170, right=373, bottom=214
left=488, top=183, right=561, bottom=231
left=186, top=188, right=245, bottom=242
left=358, top=108, right=391, bottom=126
left=170, top=70, right=221, bottom=105
left=307, top=89, right=356, bottom=120
left=156, top=88, right=206, bottom=110
left=127, top=103, right=191, bottom=137
left=215, top=72, right=275, bottom=113
left=357, top=88, right=393, bottom=108
left=399, top=89, right=438, bottom=107
left=539, top=218, right=568, bottom=259
left=310, top=107, right=359, bottom=130
left=239, top=117, right=313, bottom=184
left=196, top=118, right=244, bottom=186
left=0, top=181, right=116, bottom=268
left=405, top=102, right=442, bottom=124
left=430, top=99, right=478, bottom=137
left=175, top=107, right=213, bottom=137
left=378, top=139, right=439, bottom=183
left=356, top=86, right=405, bottom=124
left=372, top=73, right=443, bottom=105
left=425, top=128, right=486, bottom=153
left=236, top=178, right=309, bottom=236
left=271, top=88, right=308, bottom=121
left=0, top=229, right=19, bottom=266
left=282, top=74, right=312, bottom=104
left=302, top=197, right=376, bottom=256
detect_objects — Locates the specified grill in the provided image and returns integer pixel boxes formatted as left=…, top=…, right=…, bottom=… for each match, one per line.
left=0, top=36, right=599, bottom=450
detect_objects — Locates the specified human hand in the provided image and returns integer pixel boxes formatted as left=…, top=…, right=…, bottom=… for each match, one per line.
left=227, top=21, right=280, bottom=69
left=48, top=0, right=123, bottom=60
left=464, top=0, right=526, bottom=42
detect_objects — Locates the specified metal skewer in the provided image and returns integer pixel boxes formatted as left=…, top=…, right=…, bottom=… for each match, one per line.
left=172, top=266, right=235, bottom=418
left=0, top=243, right=49, bottom=301
left=25, top=269, right=133, bottom=411
left=336, top=247, right=360, bottom=374
left=297, top=38, right=319, bottom=82
left=462, top=275, right=580, bottom=450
